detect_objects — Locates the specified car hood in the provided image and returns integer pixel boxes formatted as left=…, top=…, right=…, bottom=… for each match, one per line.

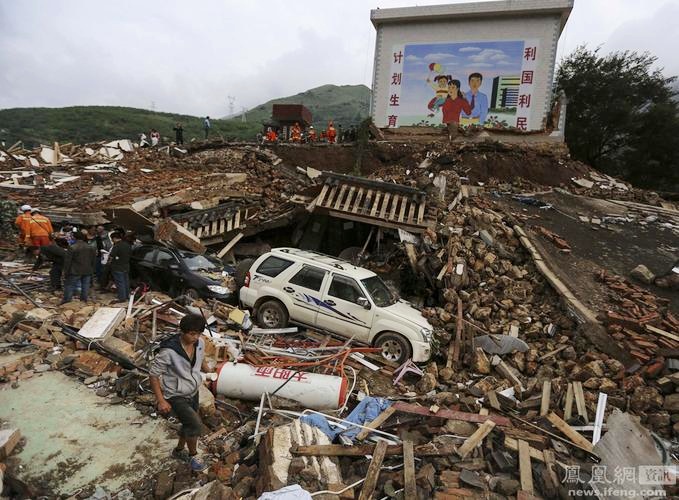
left=382, top=299, right=433, bottom=330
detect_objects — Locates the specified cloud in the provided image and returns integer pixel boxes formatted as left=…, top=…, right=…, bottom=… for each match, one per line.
left=468, top=49, right=510, bottom=64
left=468, top=63, right=494, bottom=68
left=423, top=52, right=457, bottom=61
left=405, top=55, right=421, bottom=61
left=459, top=46, right=482, bottom=52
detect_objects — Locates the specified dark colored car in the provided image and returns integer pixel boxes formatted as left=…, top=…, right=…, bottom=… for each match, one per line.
left=130, top=244, right=237, bottom=303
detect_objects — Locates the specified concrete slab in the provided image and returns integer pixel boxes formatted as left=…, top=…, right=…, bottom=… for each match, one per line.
left=0, top=371, right=175, bottom=496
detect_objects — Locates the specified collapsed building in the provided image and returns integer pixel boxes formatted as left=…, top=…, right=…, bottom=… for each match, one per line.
left=1, top=124, right=679, bottom=499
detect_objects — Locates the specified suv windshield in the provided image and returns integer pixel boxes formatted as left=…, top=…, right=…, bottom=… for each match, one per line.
left=361, top=275, right=397, bottom=307
left=180, top=252, right=221, bottom=271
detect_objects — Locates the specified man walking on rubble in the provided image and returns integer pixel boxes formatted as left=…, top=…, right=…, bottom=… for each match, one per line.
left=109, top=232, right=131, bottom=302
left=150, top=313, right=211, bottom=472
left=61, top=231, right=97, bottom=304
left=203, top=116, right=211, bottom=139
left=26, top=208, right=53, bottom=247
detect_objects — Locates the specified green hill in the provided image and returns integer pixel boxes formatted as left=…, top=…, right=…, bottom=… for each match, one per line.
left=235, top=84, right=371, bottom=130
left=0, top=84, right=371, bottom=147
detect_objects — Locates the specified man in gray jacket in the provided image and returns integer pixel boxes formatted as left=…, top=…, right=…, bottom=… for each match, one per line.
left=149, top=314, right=210, bottom=471
left=62, top=231, right=97, bottom=304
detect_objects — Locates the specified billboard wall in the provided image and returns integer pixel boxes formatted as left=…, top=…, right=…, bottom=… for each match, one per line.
left=385, top=39, right=539, bottom=130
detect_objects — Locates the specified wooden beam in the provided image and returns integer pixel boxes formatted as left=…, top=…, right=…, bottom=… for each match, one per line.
left=398, top=196, right=407, bottom=222
left=518, top=440, right=534, bottom=494
left=449, top=298, right=463, bottom=368
left=356, top=406, right=396, bottom=441
left=389, top=194, right=400, bottom=220
left=343, top=186, right=356, bottom=212
left=363, top=189, right=374, bottom=213
left=324, top=186, right=338, bottom=208
left=564, top=383, right=574, bottom=421
left=217, top=232, right=244, bottom=259
left=291, top=443, right=455, bottom=457
left=546, top=412, right=594, bottom=453
left=403, top=440, right=417, bottom=499
left=573, top=381, right=588, bottom=423
left=333, top=185, right=348, bottom=210
left=457, top=420, right=495, bottom=459
left=392, top=402, right=511, bottom=427
left=370, top=192, right=382, bottom=217
left=352, top=188, right=365, bottom=213
left=358, top=440, right=388, bottom=500
left=407, top=198, right=416, bottom=224
left=504, top=437, right=545, bottom=463
left=540, top=381, right=551, bottom=417
left=417, top=200, right=426, bottom=224
left=379, top=193, right=391, bottom=219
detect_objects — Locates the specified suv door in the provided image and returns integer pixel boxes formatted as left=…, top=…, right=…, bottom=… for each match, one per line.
left=316, top=273, right=374, bottom=342
left=284, top=265, right=328, bottom=326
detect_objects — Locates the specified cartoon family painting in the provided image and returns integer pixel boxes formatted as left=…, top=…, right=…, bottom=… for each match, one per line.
left=425, top=71, right=488, bottom=127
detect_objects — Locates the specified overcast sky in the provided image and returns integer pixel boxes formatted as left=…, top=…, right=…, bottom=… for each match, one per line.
left=1, top=0, right=677, bottom=116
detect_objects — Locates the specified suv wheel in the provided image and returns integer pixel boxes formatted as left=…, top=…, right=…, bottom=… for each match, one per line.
left=256, top=300, right=289, bottom=329
left=374, top=332, right=412, bottom=365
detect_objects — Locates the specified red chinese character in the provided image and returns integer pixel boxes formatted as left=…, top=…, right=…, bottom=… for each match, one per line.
left=292, top=372, right=309, bottom=382
left=518, top=94, right=531, bottom=108
left=272, top=368, right=292, bottom=379
left=254, top=367, right=274, bottom=377
left=387, top=115, right=398, bottom=127
left=393, top=51, right=403, bottom=64
left=389, top=94, right=400, bottom=106
left=521, top=70, right=534, bottom=84
left=523, top=46, right=537, bottom=61
left=516, top=117, right=528, bottom=130
left=391, top=72, right=402, bottom=85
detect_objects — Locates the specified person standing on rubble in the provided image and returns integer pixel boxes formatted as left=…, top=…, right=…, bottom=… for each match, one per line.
left=61, top=231, right=97, bottom=304
left=109, top=232, right=131, bottom=302
left=203, top=116, right=211, bottom=139
left=149, top=313, right=211, bottom=472
left=173, top=122, right=184, bottom=145
left=33, top=234, right=68, bottom=291
left=27, top=208, right=53, bottom=247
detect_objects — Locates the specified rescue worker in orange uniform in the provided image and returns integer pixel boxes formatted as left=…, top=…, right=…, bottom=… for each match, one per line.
left=307, top=125, right=317, bottom=142
left=326, top=120, right=337, bottom=144
left=290, top=122, right=302, bottom=143
left=27, top=208, right=53, bottom=247
left=15, top=204, right=33, bottom=246
left=265, top=127, right=277, bottom=142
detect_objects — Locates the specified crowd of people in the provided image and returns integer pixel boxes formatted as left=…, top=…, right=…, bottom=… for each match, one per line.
left=14, top=204, right=134, bottom=305
left=261, top=120, right=358, bottom=145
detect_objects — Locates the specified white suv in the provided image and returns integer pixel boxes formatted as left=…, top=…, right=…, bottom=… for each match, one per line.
left=239, top=248, right=433, bottom=364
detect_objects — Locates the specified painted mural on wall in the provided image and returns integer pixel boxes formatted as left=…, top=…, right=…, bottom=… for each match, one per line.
left=385, top=39, right=539, bottom=130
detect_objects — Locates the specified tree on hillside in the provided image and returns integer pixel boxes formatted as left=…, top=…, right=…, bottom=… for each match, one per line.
left=556, top=46, right=679, bottom=191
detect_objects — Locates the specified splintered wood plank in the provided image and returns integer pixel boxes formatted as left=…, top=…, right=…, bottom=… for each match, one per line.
left=333, top=185, right=348, bottom=210
left=417, top=200, right=426, bottom=223
left=343, top=186, right=356, bottom=212
left=379, top=192, right=391, bottom=219
left=518, top=439, right=534, bottom=494
left=219, top=219, right=226, bottom=234
left=403, top=440, right=416, bottom=499
left=573, top=381, right=588, bottom=423
left=370, top=192, right=383, bottom=217
left=352, top=188, right=365, bottom=213
left=356, top=406, right=396, bottom=441
left=389, top=194, right=400, bottom=220
left=540, top=380, right=551, bottom=416
left=317, top=184, right=330, bottom=206
left=564, top=383, right=574, bottom=421
left=398, top=196, right=408, bottom=222
left=546, top=412, right=594, bottom=452
left=363, top=190, right=374, bottom=213
left=358, top=440, right=388, bottom=500
left=456, top=420, right=496, bottom=459
left=226, top=218, right=233, bottom=232
left=196, top=226, right=203, bottom=238
left=407, top=196, right=416, bottom=223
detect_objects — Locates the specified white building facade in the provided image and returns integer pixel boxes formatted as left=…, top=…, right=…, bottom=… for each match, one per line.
left=370, top=0, right=573, bottom=131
